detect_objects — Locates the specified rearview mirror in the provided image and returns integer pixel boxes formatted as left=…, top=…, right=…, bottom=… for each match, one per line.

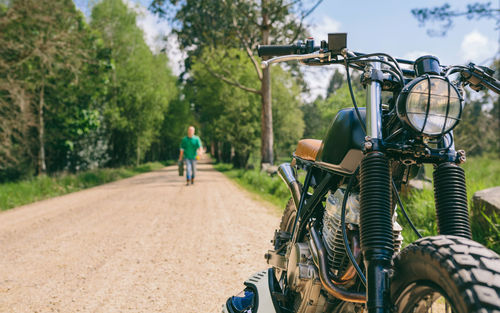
left=328, top=33, right=347, bottom=54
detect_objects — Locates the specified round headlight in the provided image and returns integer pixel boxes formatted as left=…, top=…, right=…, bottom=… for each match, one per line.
left=397, top=75, right=463, bottom=136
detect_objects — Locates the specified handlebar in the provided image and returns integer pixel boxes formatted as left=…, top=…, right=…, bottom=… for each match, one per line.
left=258, top=38, right=499, bottom=95
left=257, top=45, right=300, bottom=57
left=258, top=39, right=320, bottom=57
left=460, top=63, right=500, bottom=94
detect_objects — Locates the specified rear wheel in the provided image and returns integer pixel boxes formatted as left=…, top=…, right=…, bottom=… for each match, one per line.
left=391, top=235, right=500, bottom=313
left=279, top=198, right=297, bottom=233
left=274, top=198, right=297, bottom=284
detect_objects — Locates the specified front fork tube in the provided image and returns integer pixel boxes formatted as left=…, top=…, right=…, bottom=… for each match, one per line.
left=365, top=251, right=392, bottom=313
left=360, top=152, right=394, bottom=313
left=433, top=162, right=472, bottom=238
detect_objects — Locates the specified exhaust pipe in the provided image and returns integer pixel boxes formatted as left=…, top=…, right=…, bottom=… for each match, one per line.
left=277, top=163, right=302, bottom=209
left=308, top=223, right=366, bottom=303
left=309, top=233, right=361, bottom=285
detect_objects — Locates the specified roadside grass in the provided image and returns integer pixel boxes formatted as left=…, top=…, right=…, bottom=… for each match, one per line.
left=0, top=161, right=171, bottom=211
left=214, top=163, right=290, bottom=209
left=215, top=155, right=500, bottom=253
left=401, top=155, right=500, bottom=253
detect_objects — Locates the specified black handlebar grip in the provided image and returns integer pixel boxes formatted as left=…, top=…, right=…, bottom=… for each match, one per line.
left=257, top=45, right=298, bottom=57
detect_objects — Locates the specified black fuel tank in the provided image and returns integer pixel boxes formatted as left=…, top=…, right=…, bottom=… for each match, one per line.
left=316, top=108, right=366, bottom=172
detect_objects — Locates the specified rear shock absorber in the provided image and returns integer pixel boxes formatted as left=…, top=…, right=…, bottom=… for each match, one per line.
left=359, top=152, right=393, bottom=313
left=433, top=162, right=471, bottom=239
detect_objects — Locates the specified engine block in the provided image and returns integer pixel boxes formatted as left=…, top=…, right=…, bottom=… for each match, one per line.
left=322, top=188, right=403, bottom=276
left=287, top=242, right=327, bottom=313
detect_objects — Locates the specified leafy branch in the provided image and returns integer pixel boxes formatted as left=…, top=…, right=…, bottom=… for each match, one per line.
left=412, top=2, right=500, bottom=36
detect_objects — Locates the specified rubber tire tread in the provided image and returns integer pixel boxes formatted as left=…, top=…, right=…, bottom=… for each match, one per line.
left=279, top=198, right=297, bottom=232
left=391, top=235, right=500, bottom=313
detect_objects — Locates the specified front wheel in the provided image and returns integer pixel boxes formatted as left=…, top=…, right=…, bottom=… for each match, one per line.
left=391, top=235, right=500, bottom=313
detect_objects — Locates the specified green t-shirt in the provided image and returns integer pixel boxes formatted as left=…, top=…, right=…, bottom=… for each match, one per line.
left=180, top=135, right=202, bottom=159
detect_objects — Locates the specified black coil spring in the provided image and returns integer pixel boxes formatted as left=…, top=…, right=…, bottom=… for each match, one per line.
left=359, top=152, right=394, bottom=253
left=433, top=162, right=471, bottom=238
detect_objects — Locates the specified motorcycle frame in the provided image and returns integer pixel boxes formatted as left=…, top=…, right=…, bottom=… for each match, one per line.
left=290, top=60, right=384, bottom=246
left=287, top=60, right=407, bottom=312
left=261, top=41, right=499, bottom=313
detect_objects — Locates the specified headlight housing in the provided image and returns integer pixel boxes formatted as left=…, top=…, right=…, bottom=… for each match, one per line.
left=397, top=75, right=463, bottom=136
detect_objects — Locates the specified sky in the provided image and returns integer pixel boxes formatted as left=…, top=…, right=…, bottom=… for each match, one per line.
left=74, top=0, right=499, bottom=100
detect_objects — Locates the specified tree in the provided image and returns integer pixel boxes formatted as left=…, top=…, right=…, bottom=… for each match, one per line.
left=189, top=48, right=261, bottom=168
left=326, top=69, right=344, bottom=98
left=150, top=0, right=323, bottom=165
left=0, top=0, right=94, bottom=175
left=146, top=90, right=195, bottom=162
left=454, top=60, right=500, bottom=156
left=91, top=0, right=177, bottom=166
left=272, top=66, right=305, bottom=158
left=302, top=70, right=364, bottom=140
left=412, top=2, right=500, bottom=36
left=454, top=92, right=499, bottom=155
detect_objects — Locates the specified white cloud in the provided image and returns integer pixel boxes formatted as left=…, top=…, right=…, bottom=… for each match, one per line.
left=460, top=30, right=498, bottom=64
left=298, top=16, right=342, bottom=101
left=309, top=16, right=341, bottom=42
left=125, top=1, right=185, bottom=75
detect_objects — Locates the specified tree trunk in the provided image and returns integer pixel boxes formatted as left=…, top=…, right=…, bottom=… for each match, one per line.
left=136, top=137, right=140, bottom=166
left=260, top=67, right=273, bottom=165
left=222, top=141, right=232, bottom=163
left=217, top=141, right=222, bottom=162
left=233, top=150, right=249, bottom=168
left=260, top=0, right=273, bottom=165
left=38, top=81, right=46, bottom=175
left=210, top=141, right=216, bottom=160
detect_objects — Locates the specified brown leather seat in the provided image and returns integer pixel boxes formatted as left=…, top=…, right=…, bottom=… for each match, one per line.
left=294, top=139, right=322, bottom=161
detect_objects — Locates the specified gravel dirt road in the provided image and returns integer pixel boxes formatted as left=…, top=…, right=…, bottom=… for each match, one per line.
left=0, top=160, right=280, bottom=312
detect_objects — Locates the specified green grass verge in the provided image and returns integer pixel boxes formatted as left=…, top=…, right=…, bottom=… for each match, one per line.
left=0, top=161, right=171, bottom=211
left=214, top=163, right=290, bottom=209
left=215, top=155, right=500, bottom=254
left=401, top=155, right=500, bottom=253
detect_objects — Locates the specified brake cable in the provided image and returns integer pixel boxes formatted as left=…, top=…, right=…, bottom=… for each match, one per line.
left=341, top=166, right=367, bottom=287
left=343, top=58, right=367, bottom=135
left=391, top=179, right=422, bottom=239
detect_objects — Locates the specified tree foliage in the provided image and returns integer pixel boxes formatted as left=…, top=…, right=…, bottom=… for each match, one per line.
left=188, top=48, right=260, bottom=167
left=91, top=0, right=178, bottom=166
left=454, top=60, right=500, bottom=156
left=0, top=0, right=103, bottom=178
left=454, top=93, right=499, bottom=155
left=412, top=2, right=500, bottom=36
left=326, top=69, right=344, bottom=99
left=302, top=70, right=364, bottom=140
left=186, top=48, right=304, bottom=167
left=272, top=66, right=305, bottom=157
left=150, top=0, right=321, bottom=164
left=0, top=0, right=181, bottom=182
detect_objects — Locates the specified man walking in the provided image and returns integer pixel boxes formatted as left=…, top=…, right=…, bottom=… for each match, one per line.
left=179, top=126, right=203, bottom=185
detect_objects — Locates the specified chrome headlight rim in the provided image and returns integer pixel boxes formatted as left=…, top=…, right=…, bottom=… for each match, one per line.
left=396, top=75, right=464, bottom=137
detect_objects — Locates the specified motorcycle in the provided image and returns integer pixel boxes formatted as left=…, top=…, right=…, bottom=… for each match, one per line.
left=223, top=33, right=500, bottom=313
